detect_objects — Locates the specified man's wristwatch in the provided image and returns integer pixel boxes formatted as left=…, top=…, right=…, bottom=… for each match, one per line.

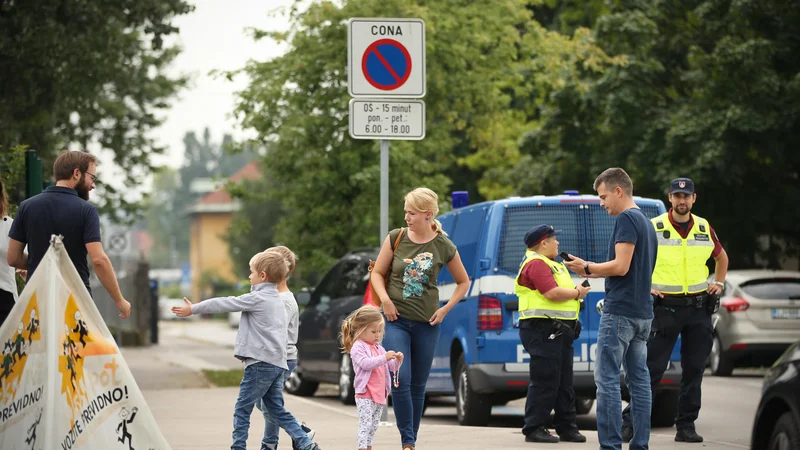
left=584, top=263, right=591, bottom=275
left=712, top=281, right=724, bottom=289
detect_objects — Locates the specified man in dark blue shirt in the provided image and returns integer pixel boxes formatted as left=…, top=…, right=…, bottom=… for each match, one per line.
left=565, top=168, right=657, bottom=450
left=7, top=151, right=130, bottom=319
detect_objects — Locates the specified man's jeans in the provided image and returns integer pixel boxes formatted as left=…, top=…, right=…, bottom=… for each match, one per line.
left=383, top=316, right=440, bottom=448
left=595, top=313, right=652, bottom=450
left=258, top=360, right=306, bottom=450
left=232, top=362, right=312, bottom=450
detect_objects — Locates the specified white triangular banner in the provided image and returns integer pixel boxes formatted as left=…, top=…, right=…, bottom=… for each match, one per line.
left=0, top=236, right=170, bottom=450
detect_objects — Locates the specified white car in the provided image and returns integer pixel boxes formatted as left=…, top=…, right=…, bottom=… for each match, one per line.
left=709, top=270, right=800, bottom=376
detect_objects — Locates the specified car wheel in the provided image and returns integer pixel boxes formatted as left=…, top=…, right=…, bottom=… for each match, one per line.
left=651, top=390, right=679, bottom=427
left=769, top=412, right=799, bottom=450
left=339, top=353, right=356, bottom=405
left=283, top=366, right=318, bottom=397
left=576, top=397, right=594, bottom=415
left=709, top=334, right=734, bottom=376
left=455, top=354, right=491, bottom=426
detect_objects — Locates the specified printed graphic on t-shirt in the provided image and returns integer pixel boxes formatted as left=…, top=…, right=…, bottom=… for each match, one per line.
left=402, top=252, right=433, bottom=299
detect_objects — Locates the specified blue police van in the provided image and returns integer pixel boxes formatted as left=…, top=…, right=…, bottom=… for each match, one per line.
left=427, top=193, right=683, bottom=426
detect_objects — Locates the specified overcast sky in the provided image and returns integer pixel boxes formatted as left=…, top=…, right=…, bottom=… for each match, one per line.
left=150, top=0, right=297, bottom=171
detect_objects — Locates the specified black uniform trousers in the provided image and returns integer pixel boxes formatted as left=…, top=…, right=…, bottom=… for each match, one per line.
left=622, top=302, right=713, bottom=430
left=519, top=318, right=578, bottom=436
left=0, top=288, right=14, bottom=329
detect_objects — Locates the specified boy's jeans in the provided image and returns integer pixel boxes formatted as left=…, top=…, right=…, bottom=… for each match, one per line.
left=383, top=316, right=440, bottom=448
left=595, top=313, right=652, bottom=450
left=259, top=359, right=303, bottom=450
left=232, top=361, right=312, bottom=450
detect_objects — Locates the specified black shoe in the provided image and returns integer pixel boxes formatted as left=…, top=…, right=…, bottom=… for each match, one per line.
left=525, top=428, right=559, bottom=443
left=675, top=428, right=704, bottom=443
left=559, top=429, right=587, bottom=443
left=621, top=425, right=633, bottom=443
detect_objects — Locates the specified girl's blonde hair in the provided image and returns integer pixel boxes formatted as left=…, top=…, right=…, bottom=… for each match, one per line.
left=404, top=187, right=447, bottom=236
left=340, top=305, right=384, bottom=352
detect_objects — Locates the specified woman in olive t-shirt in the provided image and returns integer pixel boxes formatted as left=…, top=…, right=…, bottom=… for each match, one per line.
left=370, top=188, right=469, bottom=450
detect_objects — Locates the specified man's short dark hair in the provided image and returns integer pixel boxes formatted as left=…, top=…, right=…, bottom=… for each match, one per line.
left=593, top=167, right=633, bottom=196
left=53, top=151, right=97, bottom=181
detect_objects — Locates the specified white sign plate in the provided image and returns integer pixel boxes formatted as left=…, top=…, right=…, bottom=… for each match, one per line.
left=349, top=99, right=425, bottom=140
left=348, top=18, right=426, bottom=98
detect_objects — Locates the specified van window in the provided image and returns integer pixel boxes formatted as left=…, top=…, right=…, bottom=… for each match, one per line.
left=497, top=204, right=584, bottom=274
left=439, top=207, right=488, bottom=283
left=585, top=202, right=663, bottom=263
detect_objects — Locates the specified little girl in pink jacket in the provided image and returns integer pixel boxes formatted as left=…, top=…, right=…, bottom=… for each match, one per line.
left=341, top=305, right=403, bottom=450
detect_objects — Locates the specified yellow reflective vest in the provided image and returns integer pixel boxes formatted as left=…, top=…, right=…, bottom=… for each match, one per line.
left=651, top=212, right=715, bottom=294
left=515, top=250, right=579, bottom=321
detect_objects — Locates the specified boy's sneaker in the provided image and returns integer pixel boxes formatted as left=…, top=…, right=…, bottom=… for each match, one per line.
left=302, top=422, right=316, bottom=440
left=302, top=444, right=322, bottom=450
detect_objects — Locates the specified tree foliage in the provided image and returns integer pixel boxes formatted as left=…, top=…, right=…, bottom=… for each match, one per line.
left=145, top=128, right=255, bottom=269
left=524, top=0, right=800, bottom=267
left=231, top=0, right=616, bottom=276
left=0, top=0, right=194, bottom=219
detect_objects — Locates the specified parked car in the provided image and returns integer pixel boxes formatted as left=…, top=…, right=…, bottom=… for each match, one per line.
left=750, top=341, right=800, bottom=450
left=708, top=270, right=800, bottom=376
left=288, top=193, right=684, bottom=427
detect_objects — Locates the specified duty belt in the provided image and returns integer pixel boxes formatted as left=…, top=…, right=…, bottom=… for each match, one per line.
left=655, top=294, right=707, bottom=308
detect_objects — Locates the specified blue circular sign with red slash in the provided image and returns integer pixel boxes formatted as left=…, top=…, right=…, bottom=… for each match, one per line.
left=361, top=39, right=412, bottom=91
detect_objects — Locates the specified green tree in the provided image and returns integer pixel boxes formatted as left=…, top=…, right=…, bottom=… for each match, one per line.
left=231, top=0, right=615, bottom=278
left=526, top=0, right=800, bottom=267
left=0, top=0, right=194, bottom=220
left=224, top=176, right=285, bottom=277
left=145, top=128, right=255, bottom=268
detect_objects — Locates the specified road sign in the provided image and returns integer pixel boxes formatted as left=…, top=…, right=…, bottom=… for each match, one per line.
left=349, top=99, right=425, bottom=140
left=348, top=18, right=425, bottom=98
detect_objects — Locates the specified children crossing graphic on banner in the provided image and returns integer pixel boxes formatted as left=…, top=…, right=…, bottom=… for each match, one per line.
left=0, top=236, right=171, bottom=450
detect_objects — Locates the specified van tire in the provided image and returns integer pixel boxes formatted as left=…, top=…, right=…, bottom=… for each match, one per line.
left=769, top=412, right=799, bottom=450
left=651, top=390, right=678, bottom=427
left=339, top=354, right=356, bottom=405
left=575, top=398, right=594, bottom=415
left=284, top=366, right=318, bottom=397
left=455, top=354, right=491, bottom=426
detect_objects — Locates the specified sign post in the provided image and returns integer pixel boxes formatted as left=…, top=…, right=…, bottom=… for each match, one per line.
left=348, top=17, right=426, bottom=424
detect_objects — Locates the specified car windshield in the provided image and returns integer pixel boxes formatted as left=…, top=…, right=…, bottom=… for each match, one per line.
left=740, top=278, right=800, bottom=299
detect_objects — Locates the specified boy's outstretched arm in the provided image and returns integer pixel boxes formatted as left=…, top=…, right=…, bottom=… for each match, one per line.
left=173, top=292, right=260, bottom=317
left=171, top=298, right=194, bottom=317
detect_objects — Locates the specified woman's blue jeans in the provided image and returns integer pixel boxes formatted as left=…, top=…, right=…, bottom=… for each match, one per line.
left=383, top=316, right=440, bottom=447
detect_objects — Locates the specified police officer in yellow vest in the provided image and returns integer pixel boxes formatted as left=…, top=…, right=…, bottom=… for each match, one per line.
left=516, top=225, right=590, bottom=444
left=621, top=178, right=729, bottom=444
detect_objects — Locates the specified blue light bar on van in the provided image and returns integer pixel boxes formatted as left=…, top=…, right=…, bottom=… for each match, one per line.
left=563, top=190, right=580, bottom=196
left=452, top=191, right=469, bottom=209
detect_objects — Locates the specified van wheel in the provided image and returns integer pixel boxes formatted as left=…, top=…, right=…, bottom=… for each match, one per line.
left=651, top=390, right=678, bottom=427
left=339, top=354, right=356, bottom=405
left=455, top=354, right=491, bottom=426
left=284, top=366, right=318, bottom=397
left=769, top=412, right=799, bottom=450
left=575, top=398, right=594, bottom=415
left=709, top=334, right=734, bottom=376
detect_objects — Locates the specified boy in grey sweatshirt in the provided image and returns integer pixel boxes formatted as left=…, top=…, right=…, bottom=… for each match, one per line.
left=172, top=250, right=322, bottom=450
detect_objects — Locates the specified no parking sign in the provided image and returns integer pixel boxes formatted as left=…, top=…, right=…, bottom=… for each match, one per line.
left=348, top=18, right=426, bottom=98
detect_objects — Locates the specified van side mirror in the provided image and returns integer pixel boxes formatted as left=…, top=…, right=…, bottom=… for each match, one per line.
left=296, top=289, right=312, bottom=307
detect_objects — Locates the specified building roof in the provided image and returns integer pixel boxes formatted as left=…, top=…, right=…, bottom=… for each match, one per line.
left=190, top=161, right=261, bottom=214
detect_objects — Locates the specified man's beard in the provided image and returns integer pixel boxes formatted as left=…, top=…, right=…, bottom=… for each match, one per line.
left=76, top=174, right=90, bottom=200
left=675, top=204, right=691, bottom=215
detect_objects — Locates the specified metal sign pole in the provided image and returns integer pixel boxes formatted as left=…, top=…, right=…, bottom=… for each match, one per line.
left=380, top=139, right=389, bottom=241
left=379, top=138, right=392, bottom=426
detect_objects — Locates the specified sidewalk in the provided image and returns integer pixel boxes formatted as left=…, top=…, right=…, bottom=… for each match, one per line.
left=142, top=387, right=717, bottom=450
